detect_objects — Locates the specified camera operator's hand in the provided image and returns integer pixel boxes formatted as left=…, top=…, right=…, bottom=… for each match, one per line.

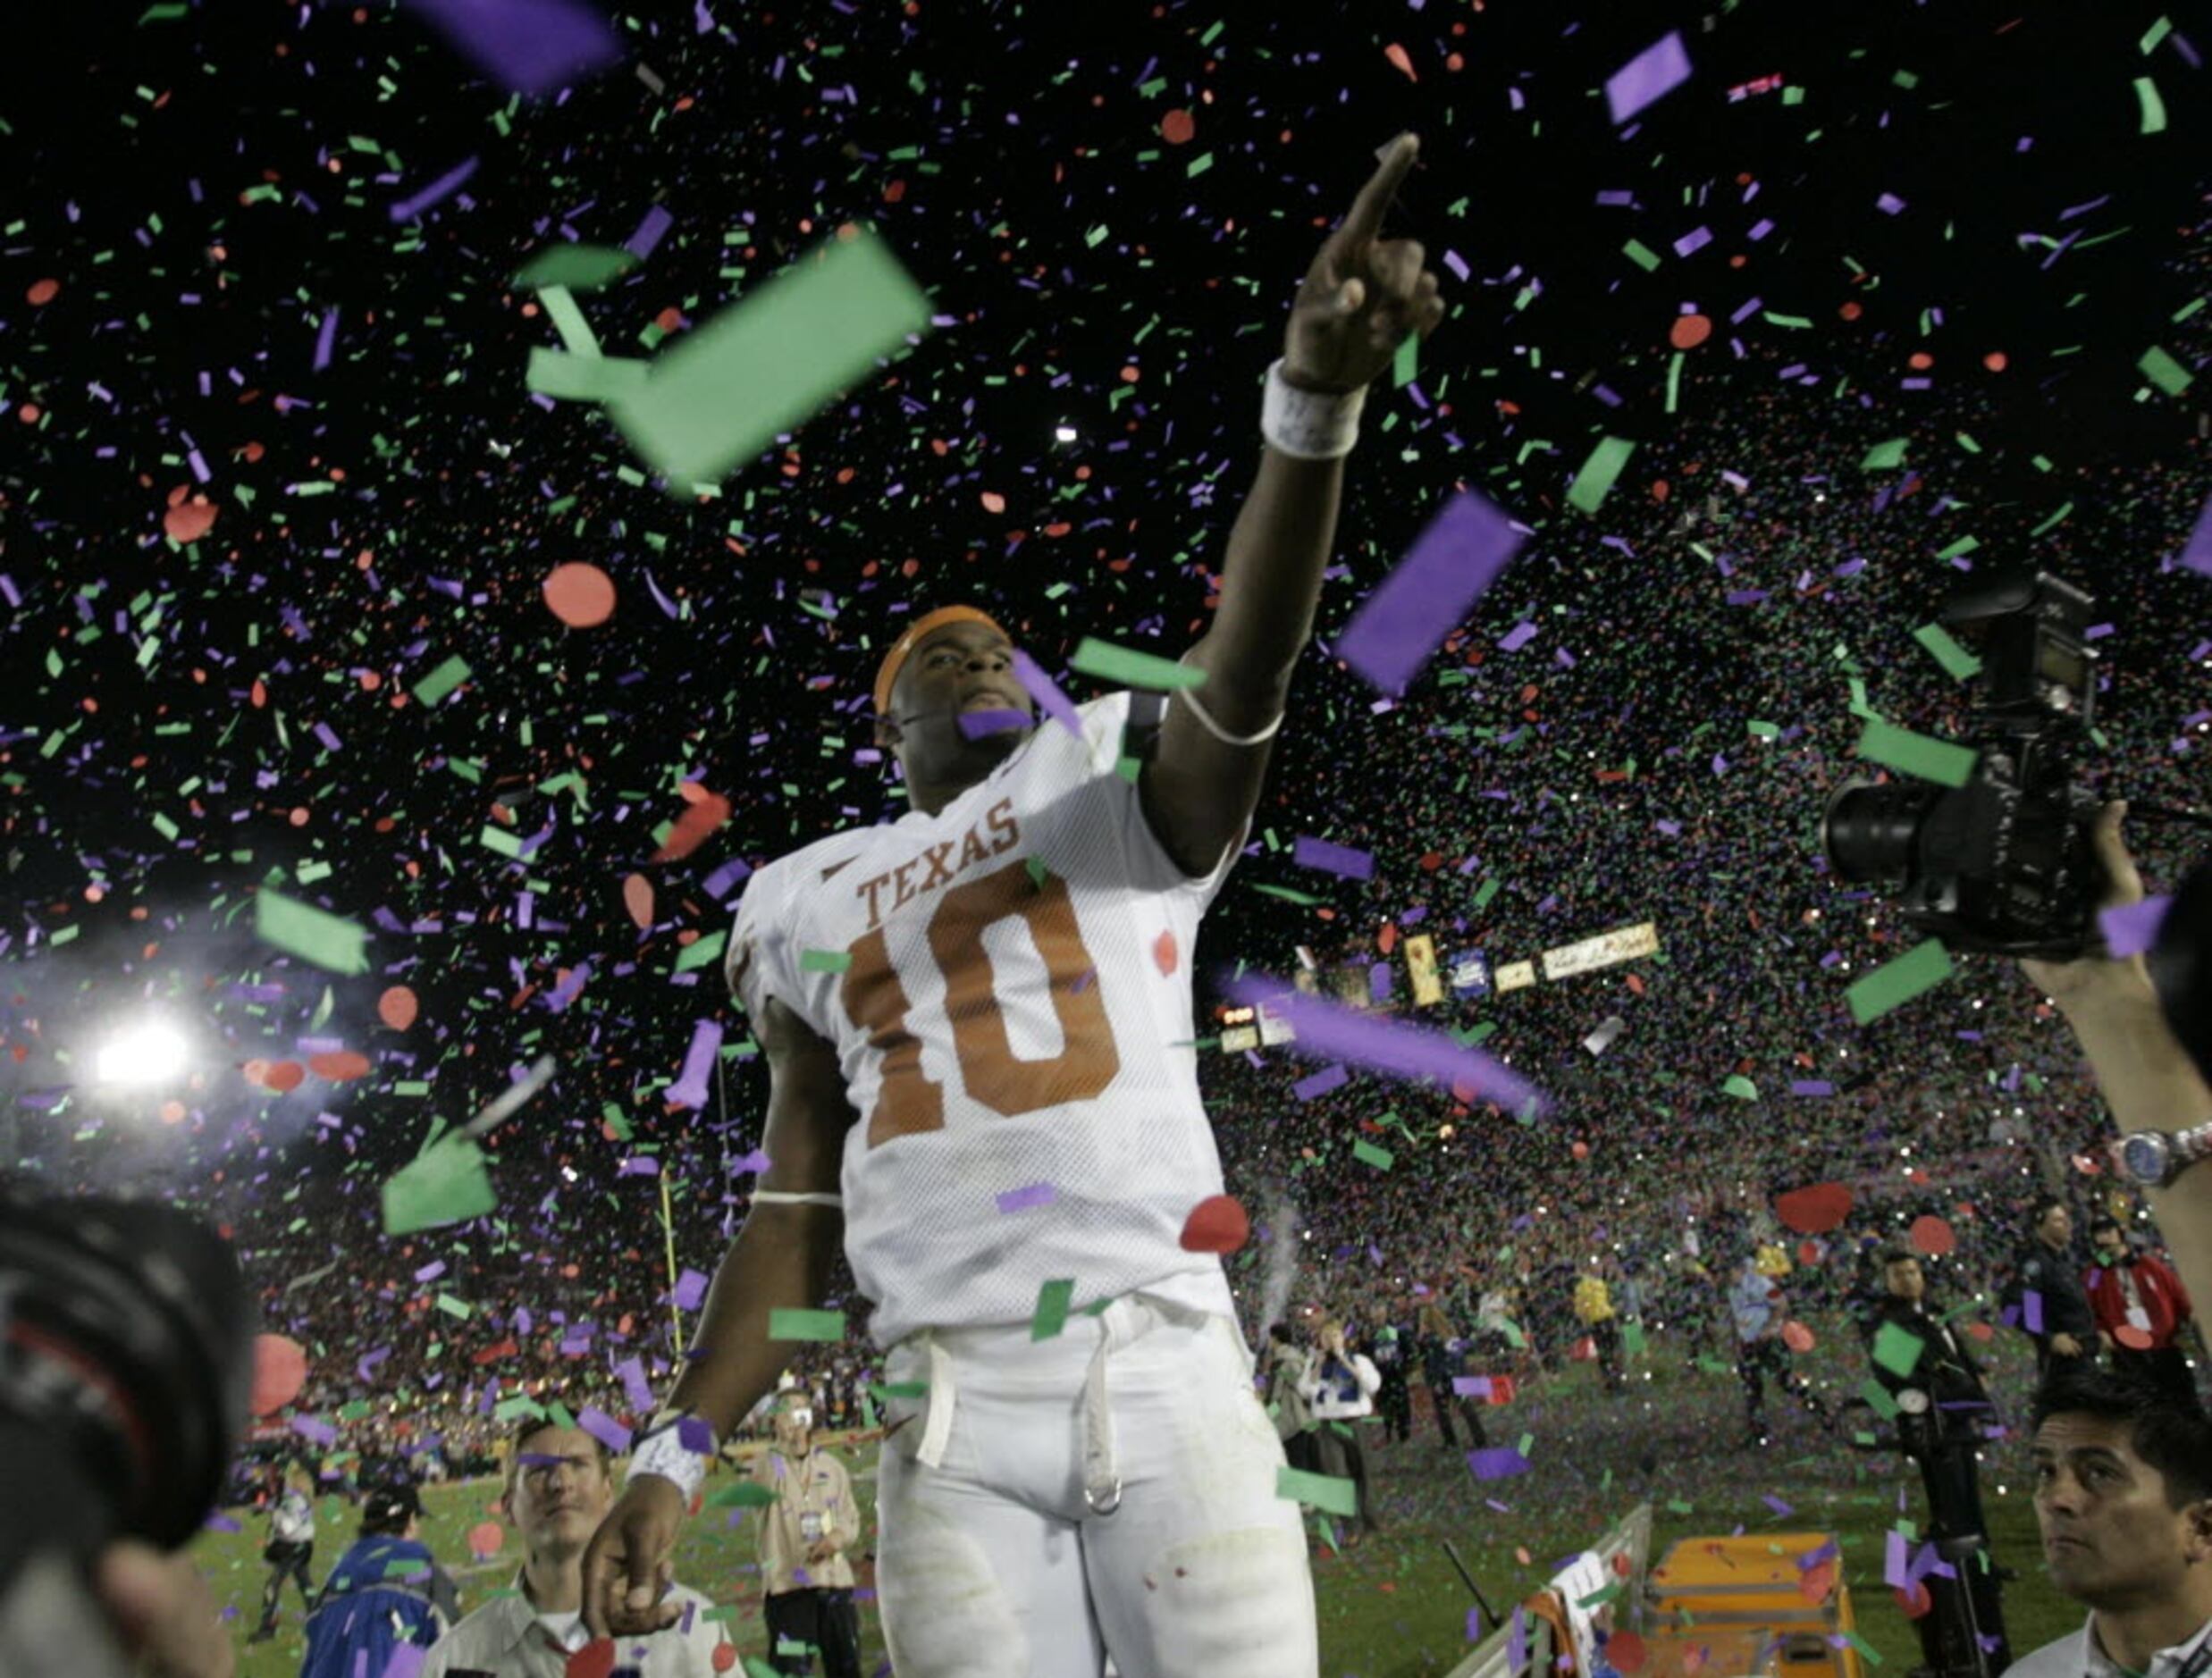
left=2022, top=801, right=2156, bottom=1012
left=96, top=1543, right=233, bottom=1678
left=2050, top=1332, right=2087, bottom=1359
left=581, top=1474, right=687, bottom=1639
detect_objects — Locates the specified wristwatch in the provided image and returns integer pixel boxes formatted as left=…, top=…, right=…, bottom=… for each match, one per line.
left=2112, top=1121, right=2212, bottom=1189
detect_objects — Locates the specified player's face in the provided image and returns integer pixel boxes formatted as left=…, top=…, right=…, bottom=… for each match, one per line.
left=879, top=623, right=1034, bottom=789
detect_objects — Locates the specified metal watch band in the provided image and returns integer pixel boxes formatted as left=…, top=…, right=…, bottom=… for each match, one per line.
left=2171, top=1120, right=2212, bottom=1181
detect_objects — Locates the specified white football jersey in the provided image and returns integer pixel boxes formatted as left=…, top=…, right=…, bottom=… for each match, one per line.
left=729, top=691, right=1241, bottom=1349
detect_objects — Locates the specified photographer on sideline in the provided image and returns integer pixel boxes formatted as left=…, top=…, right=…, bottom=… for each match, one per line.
left=2021, top=806, right=2212, bottom=1337
left=2007, top=1365, right=2212, bottom=1678
left=1864, top=1250, right=2013, bottom=1674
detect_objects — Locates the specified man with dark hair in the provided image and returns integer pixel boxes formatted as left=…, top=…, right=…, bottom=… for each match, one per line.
left=750, top=1389, right=864, bottom=1678
left=2007, top=1366, right=2212, bottom=1678
left=424, top=1418, right=728, bottom=1676
left=1864, top=1250, right=2013, bottom=1674
left=2015, top=1197, right=2098, bottom=1377
left=299, top=1484, right=459, bottom=1678
left=2087, top=1219, right=2199, bottom=1411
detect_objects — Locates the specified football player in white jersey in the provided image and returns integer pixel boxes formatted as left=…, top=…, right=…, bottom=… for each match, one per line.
left=583, top=133, right=1443, bottom=1678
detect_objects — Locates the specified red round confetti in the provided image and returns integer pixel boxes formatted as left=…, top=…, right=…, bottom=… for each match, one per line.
left=1800, top=1560, right=1837, bottom=1603
left=379, top=986, right=420, bottom=1030
left=1669, top=313, right=1712, bottom=350
left=711, top=1646, right=738, bottom=1674
left=1159, top=109, right=1196, bottom=145
left=1611, top=1633, right=1648, bottom=1674
left=1152, top=929, right=1178, bottom=977
left=542, top=563, right=617, bottom=629
left=1178, top=1194, right=1249, bottom=1254
left=265, top=1061, right=306, bottom=1094
left=1895, top=1582, right=1934, bottom=1620
left=1780, top=1321, right=1816, bottom=1354
left=1983, top=351, right=2008, bottom=372
left=26, top=279, right=59, bottom=306
left=1909, top=1215, right=1956, bottom=1257
left=309, top=1050, right=372, bottom=1082
left=2115, top=1325, right=2155, bottom=1351
left=1775, top=1182, right=1853, bottom=1234
left=250, top=1334, right=308, bottom=1415
left=623, top=874, right=655, bottom=930
left=164, top=499, right=217, bottom=544
left=467, top=1521, right=506, bottom=1557
left=565, top=1641, right=617, bottom=1678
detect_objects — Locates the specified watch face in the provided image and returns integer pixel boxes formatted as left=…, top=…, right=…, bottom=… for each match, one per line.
left=1897, top=1389, right=1931, bottom=1415
left=2121, top=1134, right=2170, bottom=1183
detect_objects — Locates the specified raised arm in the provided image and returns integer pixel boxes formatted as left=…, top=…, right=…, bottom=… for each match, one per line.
left=581, top=996, right=854, bottom=1638
left=1140, top=133, right=1444, bottom=877
left=2023, top=804, right=2212, bottom=1328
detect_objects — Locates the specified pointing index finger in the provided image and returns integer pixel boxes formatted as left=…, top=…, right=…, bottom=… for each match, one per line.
left=1335, top=132, right=1420, bottom=253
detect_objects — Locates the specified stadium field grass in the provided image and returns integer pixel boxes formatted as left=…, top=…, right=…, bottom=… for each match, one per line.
left=204, top=1325, right=2093, bottom=1677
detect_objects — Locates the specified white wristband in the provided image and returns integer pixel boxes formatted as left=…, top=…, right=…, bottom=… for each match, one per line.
left=626, top=1411, right=716, bottom=1502
left=1261, top=359, right=1367, bottom=459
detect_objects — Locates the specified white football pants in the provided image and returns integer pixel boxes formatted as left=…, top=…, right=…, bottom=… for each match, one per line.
left=874, top=1294, right=1319, bottom=1677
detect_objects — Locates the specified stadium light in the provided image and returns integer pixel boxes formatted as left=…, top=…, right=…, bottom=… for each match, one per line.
left=96, top=1020, right=190, bottom=1087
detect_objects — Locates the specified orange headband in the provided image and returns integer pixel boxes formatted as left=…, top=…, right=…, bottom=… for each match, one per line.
left=872, top=606, right=1012, bottom=719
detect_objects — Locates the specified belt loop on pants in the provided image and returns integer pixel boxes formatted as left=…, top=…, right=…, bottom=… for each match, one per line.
left=1081, top=1302, right=1132, bottom=1516
left=917, top=1337, right=957, bottom=1471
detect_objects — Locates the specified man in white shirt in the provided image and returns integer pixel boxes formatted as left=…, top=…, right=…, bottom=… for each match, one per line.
left=423, top=1419, right=731, bottom=1678
left=1297, top=1318, right=1383, bottom=1544
left=2006, top=1366, right=2212, bottom=1678
left=248, top=1463, right=317, bottom=1642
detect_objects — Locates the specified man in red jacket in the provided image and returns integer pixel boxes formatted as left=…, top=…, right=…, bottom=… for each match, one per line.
left=2085, top=1218, right=2201, bottom=1410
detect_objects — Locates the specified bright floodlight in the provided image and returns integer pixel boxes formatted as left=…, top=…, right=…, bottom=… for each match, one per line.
left=97, top=1022, right=189, bottom=1087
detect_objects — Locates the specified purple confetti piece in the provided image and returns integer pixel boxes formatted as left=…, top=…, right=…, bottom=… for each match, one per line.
left=2023, top=1291, right=2044, bottom=1335
left=1469, top=1447, right=1532, bottom=1481
left=1292, top=835, right=1375, bottom=879
left=401, top=0, right=622, bottom=96
left=1885, top=1530, right=1909, bottom=1590
left=667, top=1019, right=723, bottom=1111
left=617, top=1355, right=654, bottom=1413
left=1510, top=1607, right=1528, bottom=1672
left=1762, top=1493, right=1795, bottom=1518
left=703, top=858, right=753, bottom=899
left=995, top=1181, right=1058, bottom=1213
left=1877, top=192, right=1908, bottom=214
left=2101, top=895, right=2172, bottom=958
left=388, top=155, right=481, bottom=222
left=1606, top=30, right=1694, bottom=125
left=290, top=1414, right=338, bottom=1447
left=1234, top=977, right=1546, bottom=1114
left=1790, top=1080, right=1836, bottom=1096
left=1468, top=1606, right=1484, bottom=1643
left=730, top=1148, right=771, bottom=1177
left=1498, top=621, right=1539, bottom=653
left=1009, top=650, right=1087, bottom=740
left=577, top=1406, right=633, bottom=1455
left=414, top=1260, right=448, bottom=1283
left=1452, top=1375, right=1493, bottom=1397
left=203, top=1511, right=243, bottom=1534
left=673, top=1267, right=710, bottom=1312
left=1293, top=1062, right=1350, bottom=1101
left=678, top=1415, right=715, bottom=1454
left=1338, top=491, right=1526, bottom=697
left=626, top=204, right=675, bottom=259
left=313, top=308, right=340, bottom=372
left=957, top=708, right=1031, bottom=741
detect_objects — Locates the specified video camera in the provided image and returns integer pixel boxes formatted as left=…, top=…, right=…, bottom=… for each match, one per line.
left=0, top=1179, right=253, bottom=1676
left=1823, top=570, right=2105, bottom=959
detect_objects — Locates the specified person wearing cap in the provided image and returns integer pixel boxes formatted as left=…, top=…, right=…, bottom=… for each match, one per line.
left=298, top=1483, right=458, bottom=1678
left=582, top=134, right=1446, bottom=1678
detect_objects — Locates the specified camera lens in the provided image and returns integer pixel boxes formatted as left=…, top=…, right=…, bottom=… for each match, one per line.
left=1822, top=783, right=1935, bottom=882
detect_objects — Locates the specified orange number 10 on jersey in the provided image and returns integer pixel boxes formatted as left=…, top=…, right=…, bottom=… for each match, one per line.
left=840, top=860, right=1122, bottom=1148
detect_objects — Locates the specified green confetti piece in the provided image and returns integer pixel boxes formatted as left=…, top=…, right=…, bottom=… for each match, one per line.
left=674, top=929, right=728, bottom=974
left=868, top=1380, right=929, bottom=1403
left=1351, top=1139, right=1396, bottom=1171
left=382, top=1137, right=498, bottom=1236
left=536, top=286, right=601, bottom=357
left=1065, top=636, right=1207, bottom=691
left=1859, top=437, right=1909, bottom=470
left=514, top=243, right=641, bottom=292
left=1913, top=624, right=1982, bottom=681
left=609, top=226, right=933, bottom=490
left=1846, top=938, right=1955, bottom=1027
left=526, top=347, right=651, bottom=403
left=411, top=654, right=473, bottom=708
left=1623, top=239, right=1661, bottom=273
left=1871, top=1321, right=1926, bottom=1378
left=745, top=1658, right=785, bottom=1678
left=1030, top=1278, right=1075, bottom=1342
left=256, top=888, right=369, bottom=974
left=1566, top=436, right=1635, bottom=515
left=1720, top=1075, right=1759, bottom=1100
left=1844, top=1631, right=1885, bottom=1667
left=1025, top=855, right=1049, bottom=889
left=1392, top=331, right=1419, bottom=390
left=434, top=1293, right=473, bottom=1320
left=1251, top=883, right=1327, bottom=906
left=2139, top=344, right=2191, bottom=395
left=1855, top=717, right=1977, bottom=787
left=769, top=1308, right=846, bottom=1343
left=1623, top=1321, right=1647, bottom=1355
left=479, top=826, right=525, bottom=860
left=704, top=1480, right=779, bottom=1508
left=1275, top=1465, right=1359, bottom=1517
left=799, top=947, right=854, bottom=973
left=2134, top=76, right=2168, bottom=135
left=2142, top=15, right=2174, bottom=53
